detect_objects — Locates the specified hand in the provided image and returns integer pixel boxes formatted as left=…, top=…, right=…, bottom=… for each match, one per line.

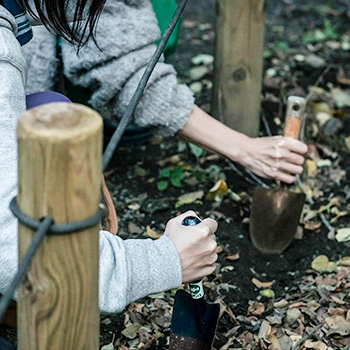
left=164, top=211, right=218, bottom=283
left=237, top=136, right=308, bottom=183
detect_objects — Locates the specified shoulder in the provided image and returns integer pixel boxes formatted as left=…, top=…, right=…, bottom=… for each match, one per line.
left=0, top=5, right=17, bottom=35
left=0, top=6, right=26, bottom=77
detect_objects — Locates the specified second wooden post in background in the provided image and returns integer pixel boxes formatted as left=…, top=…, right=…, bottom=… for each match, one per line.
left=212, top=0, right=266, bottom=137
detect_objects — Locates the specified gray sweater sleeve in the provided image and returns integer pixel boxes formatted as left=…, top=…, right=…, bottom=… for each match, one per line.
left=0, top=6, right=26, bottom=294
left=61, top=0, right=195, bottom=137
left=99, top=232, right=182, bottom=313
left=22, top=25, right=60, bottom=94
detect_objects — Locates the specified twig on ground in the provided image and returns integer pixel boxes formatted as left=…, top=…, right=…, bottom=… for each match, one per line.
left=296, top=175, right=334, bottom=232
left=291, top=321, right=326, bottom=350
left=261, top=110, right=273, bottom=137
left=225, top=159, right=264, bottom=187
left=244, top=169, right=271, bottom=189
left=305, top=64, right=335, bottom=103
left=300, top=64, right=335, bottom=141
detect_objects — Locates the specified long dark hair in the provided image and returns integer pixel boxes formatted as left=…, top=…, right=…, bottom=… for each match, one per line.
left=20, top=0, right=107, bottom=47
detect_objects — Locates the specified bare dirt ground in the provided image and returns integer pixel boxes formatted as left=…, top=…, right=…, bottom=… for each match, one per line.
left=98, top=0, right=350, bottom=349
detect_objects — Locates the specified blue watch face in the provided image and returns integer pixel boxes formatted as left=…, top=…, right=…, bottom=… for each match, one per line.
left=182, top=216, right=201, bottom=226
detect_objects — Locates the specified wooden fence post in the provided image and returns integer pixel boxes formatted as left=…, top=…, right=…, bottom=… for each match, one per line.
left=17, top=103, right=102, bottom=350
left=212, top=0, right=266, bottom=137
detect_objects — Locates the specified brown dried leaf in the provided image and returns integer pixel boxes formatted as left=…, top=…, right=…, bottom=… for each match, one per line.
left=304, top=340, right=327, bottom=350
left=338, top=256, right=350, bottom=267
left=316, top=275, right=338, bottom=286
left=146, top=226, right=162, bottom=239
left=226, top=253, right=240, bottom=261
left=252, top=278, right=274, bottom=289
left=330, top=295, right=346, bottom=305
left=206, top=179, right=229, bottom=201
left=274, top=299, right=289, bottom=308
left=325, top=315, right=350, bottom=336
left=328, top=307, right=345, bottom=317
left=138, top=328, right=154, bottom=349
left=157, top=154, right=180, bottom=167
left=268, top=334, right=281, bottom=350
left=248, top=301, right=265, bottom=316
left=238, top=331, right=254, bottom=347
left=258, top=320, right=271, bottom=341
left=121, top=323, right=142, bottom=339
left=304, top=221, right=321, bottom=231
left=284, top=308, right=301, bottom=326
left=175, top=190, right=204, bottom=208
left=215, top=245, right=224, bottom=254
left=305, top=159, right=318, bottom=177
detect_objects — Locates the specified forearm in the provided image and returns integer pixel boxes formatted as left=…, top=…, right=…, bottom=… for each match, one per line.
left=178, top=105, right=307, bottom=183
left=178, top=105, right=250, bottom=163
left=98, top=232, right=182, bottom=313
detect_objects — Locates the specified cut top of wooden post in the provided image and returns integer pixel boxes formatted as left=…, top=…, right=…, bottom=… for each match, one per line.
left=18, top=103, right=102, bottom=140
left=17, top=103, right=103, bottom=224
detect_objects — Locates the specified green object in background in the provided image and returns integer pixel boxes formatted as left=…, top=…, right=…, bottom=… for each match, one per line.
left=151, top=0, right=181, bottom=57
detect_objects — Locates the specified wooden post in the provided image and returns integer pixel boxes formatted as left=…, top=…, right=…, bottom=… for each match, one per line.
left=17, top=103, right=102, bottom=350
left=212, top=0, right=266, bottom=137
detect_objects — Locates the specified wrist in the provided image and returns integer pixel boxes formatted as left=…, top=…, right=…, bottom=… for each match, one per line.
left=226, top=132, right=251, bottom=165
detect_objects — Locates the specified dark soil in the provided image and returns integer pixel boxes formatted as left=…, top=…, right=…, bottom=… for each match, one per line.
left=100, top=0, right=350, bottom=348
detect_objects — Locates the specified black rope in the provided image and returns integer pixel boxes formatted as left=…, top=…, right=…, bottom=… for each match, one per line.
left=0, top=217, right=53, bottom=324
left=0, top=199, right=105, bottom=323
left=102, top=0, right=190, bottom=171
left=10, top=197, right=105, bottom=235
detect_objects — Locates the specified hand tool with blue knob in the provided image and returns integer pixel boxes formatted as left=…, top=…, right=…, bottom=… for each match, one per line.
left=169, top=215, right=220, bottom=350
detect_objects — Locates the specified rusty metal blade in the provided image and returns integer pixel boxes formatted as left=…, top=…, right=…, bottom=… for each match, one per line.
left=250, top=186, right=305, bottom=254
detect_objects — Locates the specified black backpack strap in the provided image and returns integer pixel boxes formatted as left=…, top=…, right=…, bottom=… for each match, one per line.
left=0, top=335, right=16, bottom=350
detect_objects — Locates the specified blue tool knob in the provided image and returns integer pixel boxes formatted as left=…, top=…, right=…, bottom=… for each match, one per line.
left=182, top=216, right=201, bottom=226
left=182, top=215, right=204, bottom=299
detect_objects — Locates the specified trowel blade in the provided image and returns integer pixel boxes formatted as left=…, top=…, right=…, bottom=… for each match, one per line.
left=250, top=186, right=305, bottom=254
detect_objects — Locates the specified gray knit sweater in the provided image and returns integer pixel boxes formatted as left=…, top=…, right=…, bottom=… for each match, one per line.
left=0, top=0, right=187, bottom=314
left=23, top=0, right=195, bottom=137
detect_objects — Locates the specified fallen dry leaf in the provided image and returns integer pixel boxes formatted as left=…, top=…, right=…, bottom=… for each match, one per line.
left=146, top=226, right=162, bottom=239
left=226, top=253, right=240, bottom=261
left=252, top=278, right=274, bottom=289
left=338, top=256, right=350, bottom=266
left=311, top=255, right=337, bottom=273
left=335, top=228, right=350, bottom=242
left=175, top=190, right=204, bottom=208
left=325, top=315, right=350, bottom=336
left=284, top=308, right=301, bottom=326
left=304, top=340, right=327, bottom=350
left=121, top=323, right=142, bottom=339
left=258, top=320, right=271, bottom=342
left=206, top=179, right=229, bottom=201
left=248, top=301, right=265, bottom=316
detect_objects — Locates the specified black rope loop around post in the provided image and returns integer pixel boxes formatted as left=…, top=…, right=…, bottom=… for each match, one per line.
left=0, top=216, right=53, bottom=324
left=10, top=197, right=105, bottom=235
left=102, top=0, right=190, bottom=171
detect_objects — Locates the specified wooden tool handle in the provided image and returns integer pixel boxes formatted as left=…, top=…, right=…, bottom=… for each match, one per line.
left=284, top=96, right=306, bottom=139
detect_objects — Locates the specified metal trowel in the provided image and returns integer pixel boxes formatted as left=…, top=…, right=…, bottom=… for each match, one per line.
left=249, top=96, right=307, bottom=254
